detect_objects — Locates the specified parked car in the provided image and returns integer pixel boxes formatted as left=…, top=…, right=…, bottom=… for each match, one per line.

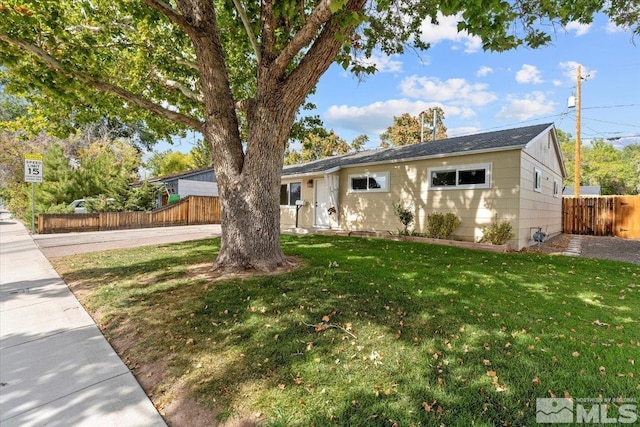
left=68, top=198, right=115, bottom=213
left=68, top=199, right=87, bottom=213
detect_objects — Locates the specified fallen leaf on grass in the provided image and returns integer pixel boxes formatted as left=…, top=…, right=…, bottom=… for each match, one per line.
left=532, top=377, right=541, bottom=386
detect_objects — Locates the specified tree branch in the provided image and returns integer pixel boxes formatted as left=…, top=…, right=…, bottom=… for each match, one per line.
left=140, top=0, right=192, bottom=32
left=151, top=69, right=204, bottom=103
left=0, top=34, right=204, bottom=132
left=260, top=0, right=277, bottom=61
left=232, top=0, right=261, bottom=63
left=283, top=0, right=366, bottom=105
left=272, top=0, right=334, bottom=77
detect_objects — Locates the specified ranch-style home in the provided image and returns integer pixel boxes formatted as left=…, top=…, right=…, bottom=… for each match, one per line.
left=280, top=123, right=566, bottom=250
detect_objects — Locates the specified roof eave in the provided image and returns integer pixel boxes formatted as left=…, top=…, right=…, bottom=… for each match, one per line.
left=281, top=145, right=526, bottom=178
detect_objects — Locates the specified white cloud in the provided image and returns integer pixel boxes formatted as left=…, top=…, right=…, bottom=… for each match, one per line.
left=611, top=135, right=640, bottom=149
left=399, top=75, right=497, bottom=106
left=476, top=66, right=494, bottom=77
left=558, top=61, right=597, bottom=85
left=564, top=21, right=592, bottom=36
left=495, top=92, right=557, bottom=121
left=355, top=52, right=403, bottom=73
left=552, top=79, right=563, bottom=87
left=515, top=64, right=544, bottom=84
left=420, top=13, right=483, bottom=53
left=448, top=126, right=481, bottom=137
left=325, top=99, right=477, bottom=136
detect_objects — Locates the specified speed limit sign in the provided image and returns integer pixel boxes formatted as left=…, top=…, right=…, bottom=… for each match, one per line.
left=24, top=153, right=44, bottom=183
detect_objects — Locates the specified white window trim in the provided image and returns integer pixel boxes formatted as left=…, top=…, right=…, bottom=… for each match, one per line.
left=427, top=162, right=492, bottom=190
left=348, top=171, right=390, bottom=193
left=534, top=168, right=542, bottom=193
left=280, top=181, right=301, bottom=206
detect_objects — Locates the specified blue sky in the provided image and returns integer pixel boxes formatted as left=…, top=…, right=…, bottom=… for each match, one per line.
left=165, top=12, right=639, bottom=154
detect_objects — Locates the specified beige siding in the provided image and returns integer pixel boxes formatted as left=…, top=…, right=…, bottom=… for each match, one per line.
left=517, top=132, right=564, bottom=248
left=281, top=128, right=565, bottom=250
left=280, top=178, right=316, bottom=228
left=335, top=150, right=523, bottom=244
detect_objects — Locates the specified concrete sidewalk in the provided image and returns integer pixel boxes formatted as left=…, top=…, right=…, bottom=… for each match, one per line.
left=0, top=219, right=166, bottom=426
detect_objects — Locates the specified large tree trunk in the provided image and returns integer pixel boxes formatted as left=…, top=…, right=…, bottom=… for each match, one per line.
left=207, top=91, right=297, bottom=273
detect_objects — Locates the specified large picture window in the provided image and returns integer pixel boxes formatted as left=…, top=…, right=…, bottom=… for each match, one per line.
left=428, top=163, right=491, bottom=190
left=348, top=172, right=389, bottom=192
left=280, top=182, right=301, bottom=206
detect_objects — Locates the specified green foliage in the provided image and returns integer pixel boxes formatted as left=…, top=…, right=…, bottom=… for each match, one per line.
left=284, top=129, right=366, bottom=165
left=478, top=215, right=515, bottom=245
left=124, top=181, right=163, bottom=212
left=559, top=134, right=639, bottom=195
left=426, top=212, right=461, bottom=239
left=392, top=201, right=414, bottom=236
left=145, top=150, right=196, bottom=177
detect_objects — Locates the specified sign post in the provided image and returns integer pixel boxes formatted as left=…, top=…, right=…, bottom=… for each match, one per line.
left=24, top=153, right=44, bottom=233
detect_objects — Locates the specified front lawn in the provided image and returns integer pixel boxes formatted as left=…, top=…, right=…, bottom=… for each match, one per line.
left=51, top=234, right=639, bottom=426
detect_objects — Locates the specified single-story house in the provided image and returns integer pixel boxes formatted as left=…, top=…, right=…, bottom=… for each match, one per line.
left=147, top=167, right=218, bottom=207
left=562, top=185, right=601, bottom=196
left=280, top=123, right=566, bottom=250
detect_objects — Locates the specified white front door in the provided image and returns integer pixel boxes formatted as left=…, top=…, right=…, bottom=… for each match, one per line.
left=314, top=178, right=329, bottom=227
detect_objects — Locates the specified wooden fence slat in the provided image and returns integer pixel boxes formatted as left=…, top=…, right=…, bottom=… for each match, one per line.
left=38, top=196, right=220, bottom=234
left=562, top=195, right=640, bottom=238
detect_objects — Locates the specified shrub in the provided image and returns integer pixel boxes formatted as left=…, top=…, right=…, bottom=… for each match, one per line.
left=426, top=212, right=461, bottom=239
left=392, top=201, right=414, bottom=236
left=479, top=215, right=514, bottom=245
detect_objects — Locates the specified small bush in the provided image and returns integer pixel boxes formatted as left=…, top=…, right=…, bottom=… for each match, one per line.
left=426, top=212, right=461, bottom=239
left=392, top=201, right=414, bottom=236
left=479, top=215, right=514, bottom=245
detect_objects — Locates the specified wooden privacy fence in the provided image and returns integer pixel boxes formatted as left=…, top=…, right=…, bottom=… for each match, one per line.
left=563, top=195, right=640, bottom=238
left=38, top=196, right=221, bottom=234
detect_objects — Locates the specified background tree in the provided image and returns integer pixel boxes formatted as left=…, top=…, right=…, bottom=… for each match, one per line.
left=190, top=138, right=213, bottom=169
left=558, top=130, right=638, bottom=195
left=284, top=130, right=367, bottom=165
left=0, top=0, right=627, bottom=272
left=145, top=150, right=197, bottom=177
left=379, top=108, right=447, bottom=148
left=582, top=139, right=638, bottom=194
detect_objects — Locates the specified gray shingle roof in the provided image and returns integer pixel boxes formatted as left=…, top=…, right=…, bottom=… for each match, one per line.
left=283, top=123, right=553, bottom=176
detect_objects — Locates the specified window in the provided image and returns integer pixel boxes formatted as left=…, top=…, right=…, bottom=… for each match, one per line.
left=534, top=168, right=542, bottom=192
left=280, top=182, right=301, bottom=206
left=349, top=172, right=389, bottom=192
left=428, top=163, right=491, bottom=190
left=553, top=179, right=559, bottom=197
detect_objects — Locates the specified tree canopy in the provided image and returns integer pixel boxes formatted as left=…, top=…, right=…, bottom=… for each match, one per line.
left=379, top=108, right=447, bottom=148
left=558, top=129, right=639, bottom=195
left=1, top=0, right=635, bottom=272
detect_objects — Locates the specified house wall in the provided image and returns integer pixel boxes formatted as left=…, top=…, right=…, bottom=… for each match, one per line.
left=517, top=132, right=564, bottom=248
left=280, top=129, right=565, bottom=250
left=280, top=178, right=316, bottom=228
left=178, top=179, right=219, bottom=197
left=282, top=150, right=524, bottom=245
left=334, top=150, right=524, bottom=245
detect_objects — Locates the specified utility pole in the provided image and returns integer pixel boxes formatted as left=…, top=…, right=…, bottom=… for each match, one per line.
left=574, top=65, right=582, bottom=197
left=432, top=108, right=437, bottom=141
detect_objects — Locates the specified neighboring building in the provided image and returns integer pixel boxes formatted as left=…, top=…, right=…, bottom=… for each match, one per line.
left=147, top=167, right=218, bottom=207
left=562, top=185, right=601, bottom=196
left=280, top=123, right=566, bottom=250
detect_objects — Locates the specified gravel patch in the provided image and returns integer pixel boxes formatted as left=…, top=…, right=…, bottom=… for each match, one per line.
left=536, top=234, right=640, bottom=265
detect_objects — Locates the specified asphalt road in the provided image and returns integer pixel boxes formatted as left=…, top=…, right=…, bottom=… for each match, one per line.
left=33, top=224, right=221, bottom=258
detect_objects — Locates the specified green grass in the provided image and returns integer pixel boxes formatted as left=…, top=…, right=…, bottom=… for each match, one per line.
left=52, top=235, right=640, bottom=426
